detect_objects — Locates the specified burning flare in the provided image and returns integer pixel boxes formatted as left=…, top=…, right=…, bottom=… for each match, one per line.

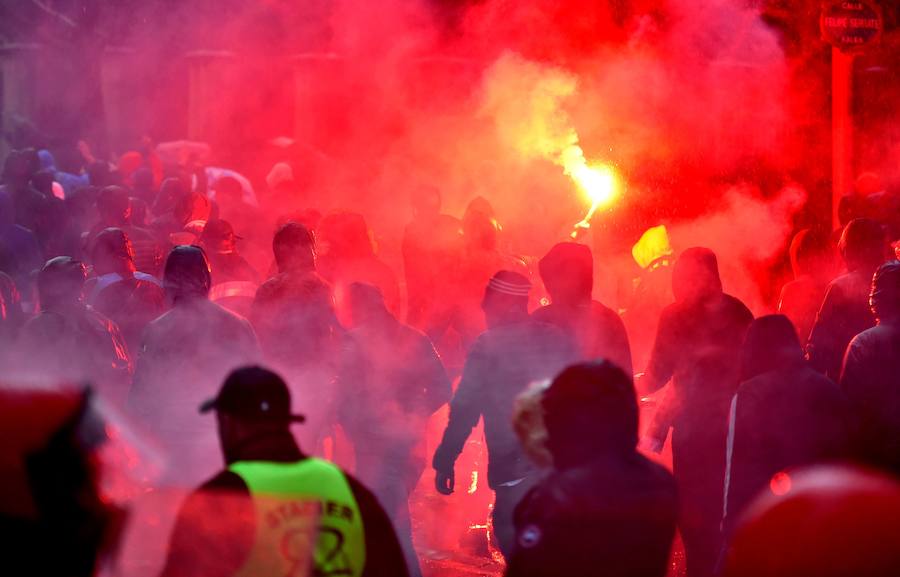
left=481, top=53, right=620, bottom=238
left=568, top=158, right=619, bottom=238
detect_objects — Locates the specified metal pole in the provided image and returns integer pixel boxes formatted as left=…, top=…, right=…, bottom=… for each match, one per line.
left=831, top=46, right=854, bottom=231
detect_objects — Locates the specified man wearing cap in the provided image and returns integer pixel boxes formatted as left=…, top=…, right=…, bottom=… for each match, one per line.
left=160, top=365, right=409, bottom=577
left=201, top=219, right=259, bottom=317
left=17, top=256, right=133, bottom=401
left=432, top=270, right=577, bottom=557
left=130, top=245, right=260, bottom=485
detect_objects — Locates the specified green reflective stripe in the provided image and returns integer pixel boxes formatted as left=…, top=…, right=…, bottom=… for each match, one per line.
left=229, top=458, right=366, bottom=577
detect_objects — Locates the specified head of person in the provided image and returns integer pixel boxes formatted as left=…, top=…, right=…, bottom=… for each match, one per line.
left=117, top=152, right=143, bottom=185
left=542, top=360, right=638, bottom=469
left=482, top=270, right=531, bottom=328
left=132, top=167, right=154, bottom=194
left=30, top=169, right=56, bottom=198
left=513, top=379, right=554, bottom=468
left=672, top=247, right=723, bottom=305
left=213, top=176, right=244, bottom=208
left=870, top=260, right=900, bottom=324
left=722, top=465, right=900, bottom=577
left=789, top=228, right=833, bottom=280
left=38, top=256, right=87, bottom=311
left=200, top=366, right=305, bottom=464
left=740, top=315, right=803, bottom=382
left=839, top=218, right=886, bottom=272
left=162, top=245, right=211, bottom=304
left=317, top=212, right=373, bottom=261
left=96, top=186, right=132, bottom=226
left=345, top=282, right=390, bottom=327
left=201, top=219, right=238, bottom=255
left=174, top=192, right=210, bottom=227
left=273, top=221, right=316, bottom=273
left=91, top=228, right=136, bottom=277
left=2, top=150, right=36, bottom=187
left=462, top=207, right=500, bottom=251
left=87, top=161, right=113, bottom=189
left=539, top=242, right=593, bottom=306
left=154, top=177, right=189, bottom=216
left=411, top=186, right=441, bottom=221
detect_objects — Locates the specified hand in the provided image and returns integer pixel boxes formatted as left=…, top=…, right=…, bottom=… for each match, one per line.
left=435, top=468, right=455, bottom=495
left=76, top=140, right=95, bottom=164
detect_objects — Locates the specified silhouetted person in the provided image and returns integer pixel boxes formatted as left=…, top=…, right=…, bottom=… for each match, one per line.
left=201, top=219, right=259, bottom=317
left=639, top=247, right=753, bottom=577
left=433, top=270, right=577, bottom=557
left=317, top=211, right=401, bottom=320
left=90, top=185, right=163, bottom=277
left=777, top=228, right=835, bottom=344
left=533, top=242, right=633, bottom=375
left=251, top=222, right=341, bottom=450
left=807, top=218, right=887, bottom=380
left=131, top=166, right=157, bottom=206
left=130, top=246, right=259, bottom=485
left=0, top=388, right=127, bottom=577
left=623, top=225, right=675, bottom=371
left=159, top=366, right=410, bottom=577
left=0, top=188, right=43, bottom=301
left=506, top=361, right=677, bottom=577
left=401, top=186, right=462, bottom=329
left=723, top=315, right=850, bottom=535
left=341, top=282, right=452, bottom=577
left=211, top=176, right=262, bottom=253
left=85, top=228, right=166, bottom=353
left=721, top=465, right=900, bottom=577
left=1, top=149, right=49, bottom=240
left=18, top=257, right=132, bottom=402
left=437, top=197, right=527, bottom=353
left=840, top=260, right=900, bottom=476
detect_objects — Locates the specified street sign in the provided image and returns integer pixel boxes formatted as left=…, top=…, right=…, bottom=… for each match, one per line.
left=820, top=1, right=883, bottom=51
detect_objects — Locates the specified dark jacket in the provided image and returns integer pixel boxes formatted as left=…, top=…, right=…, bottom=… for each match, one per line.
left=159, top=434, right=409, bottom=577
left=807, top=270, right=877, bottom=380
left=533, top=301, right=633, bottom=375
left=86, top=272, right=167, bottom=354
left=506, top=454, right=677, bottom=577
left=724, top=365, right=850, bottom=532
left=18, top=304, right=133, bottom=399
left=433, top=319, right=577, bottom=488
left=130, top=299, right=260, bottom=484
left=646, top=293, right=753, bottom=420
left=840, top=322, right=900, bottom=475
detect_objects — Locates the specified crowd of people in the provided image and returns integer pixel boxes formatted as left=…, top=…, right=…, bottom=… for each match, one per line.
left=1, top=140, right=899, bottom=577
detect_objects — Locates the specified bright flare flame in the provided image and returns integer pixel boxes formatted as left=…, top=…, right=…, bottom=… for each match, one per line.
left=480, top=54, right=621, bottom=238
left=570, top=162, right=617, bottom=207
left=568, top=155, right=620, bottom=238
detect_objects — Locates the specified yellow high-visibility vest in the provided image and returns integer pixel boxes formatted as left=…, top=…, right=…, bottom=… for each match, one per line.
left=229, top=458, right=366, bottom=577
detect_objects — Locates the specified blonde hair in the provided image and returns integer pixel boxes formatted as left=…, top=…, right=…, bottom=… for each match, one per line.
left=513, top=379, right=553, bottom=468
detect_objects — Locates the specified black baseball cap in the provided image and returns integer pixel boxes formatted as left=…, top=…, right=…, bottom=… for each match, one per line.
left=199, top=366, right=306, bottom=423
